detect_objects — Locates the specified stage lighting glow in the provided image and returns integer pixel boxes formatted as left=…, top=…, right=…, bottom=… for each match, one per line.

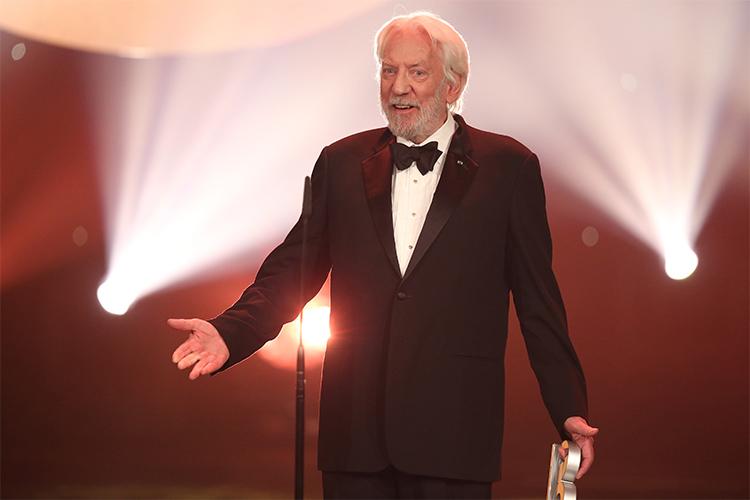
left=664, top=244, right=698, bottom=280
left=468, top=0, right=747, bottom=281
left=256, top=304, right=331, bottom=369
left=84, top=0, right=747, bottom=313
left=10, top=42, right=25, bottom=61
left=581, top=226, right=599, bottom=248
left=72, top=226, right=88, bottom=247
left=89, top=17, right=379, bottom=312
left=0, top=0, right=383, bottom=56
left=97, top=279, right=136, bottom=315
left=619, top=73, right=638, bottom=93
left=301, top=306, right=331, bottom=350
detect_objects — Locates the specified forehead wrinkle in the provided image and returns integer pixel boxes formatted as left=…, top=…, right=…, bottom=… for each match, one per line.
left=381, top=59, right=430, bottom=68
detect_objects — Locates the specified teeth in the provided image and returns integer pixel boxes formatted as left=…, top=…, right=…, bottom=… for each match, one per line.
left=394, top=105, right=413, bottom=109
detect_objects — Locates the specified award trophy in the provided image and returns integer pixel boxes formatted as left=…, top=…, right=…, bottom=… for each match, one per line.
left=546, top=440, right=581, bottom=500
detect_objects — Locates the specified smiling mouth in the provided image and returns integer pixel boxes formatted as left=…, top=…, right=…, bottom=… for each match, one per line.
left=392, top=104, right=417, bottom=110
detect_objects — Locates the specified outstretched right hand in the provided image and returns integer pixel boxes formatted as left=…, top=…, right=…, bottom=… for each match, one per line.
left=168, top=318, right=230, bottom=380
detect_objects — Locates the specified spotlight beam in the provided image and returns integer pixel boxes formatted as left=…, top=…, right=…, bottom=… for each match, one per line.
left=470, top=0, right=747, bottom=280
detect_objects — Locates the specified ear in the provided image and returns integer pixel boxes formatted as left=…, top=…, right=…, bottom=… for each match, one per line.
left=445, top=76, right=464, bottom=105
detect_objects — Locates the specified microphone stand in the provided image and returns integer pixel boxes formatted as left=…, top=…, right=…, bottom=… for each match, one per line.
left=295, top=176, right=312, bottom=500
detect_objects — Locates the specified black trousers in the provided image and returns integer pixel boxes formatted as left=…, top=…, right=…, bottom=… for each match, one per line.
left=322, top=466, right=492, bottom=499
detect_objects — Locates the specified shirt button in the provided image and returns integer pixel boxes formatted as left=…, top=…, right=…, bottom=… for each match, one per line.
left=411, top=212, right=416, bottom=217
left=413, top=179, right=418, bottom=184
left=408, top=245, right=414, bottom=250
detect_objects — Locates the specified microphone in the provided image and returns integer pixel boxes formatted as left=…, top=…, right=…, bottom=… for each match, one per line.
left=302, top=176, right=312, bottom=219
left=296, top=175, right=312, bottom=500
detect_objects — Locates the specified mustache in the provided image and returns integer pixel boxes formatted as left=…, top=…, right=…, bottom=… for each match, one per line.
left=387, top=98, right=420, bottom=108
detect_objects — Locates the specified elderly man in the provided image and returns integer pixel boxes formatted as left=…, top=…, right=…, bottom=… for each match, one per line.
left=169, top=12, right=597, bottom=499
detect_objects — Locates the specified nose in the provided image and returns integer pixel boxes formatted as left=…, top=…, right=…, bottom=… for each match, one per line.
left=392, top=70, right=411, bottom=96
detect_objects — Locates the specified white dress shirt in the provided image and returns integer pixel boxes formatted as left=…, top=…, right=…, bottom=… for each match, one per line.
left=392, top=113, right=457, bottom=276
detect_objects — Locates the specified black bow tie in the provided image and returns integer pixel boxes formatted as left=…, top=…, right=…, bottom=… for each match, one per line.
left=390, top=141, right=442, bottom=175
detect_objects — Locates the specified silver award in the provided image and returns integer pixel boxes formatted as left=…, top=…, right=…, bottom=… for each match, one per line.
left=546, top=440, right=581, bottom=500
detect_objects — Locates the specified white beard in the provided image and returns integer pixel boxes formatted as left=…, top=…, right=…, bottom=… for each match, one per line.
left=380, top=82, right=448, bottom=143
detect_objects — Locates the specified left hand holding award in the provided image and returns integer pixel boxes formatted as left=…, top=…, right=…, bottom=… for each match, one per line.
left=561, top=416, right=599, bottom=479
left=547, top=417, right=598, bottom=499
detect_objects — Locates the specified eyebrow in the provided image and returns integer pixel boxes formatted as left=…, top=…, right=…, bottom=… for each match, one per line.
left=381, top=61, right=428, bottom=68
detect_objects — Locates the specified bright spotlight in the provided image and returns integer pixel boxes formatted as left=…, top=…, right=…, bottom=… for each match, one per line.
left=301, top=306, right=331, bottom=350
left=664, top=244, right=699, bottom=280
left=97, top=280, right=135, bottom=315
left=255, top=304, right=330, bottom=369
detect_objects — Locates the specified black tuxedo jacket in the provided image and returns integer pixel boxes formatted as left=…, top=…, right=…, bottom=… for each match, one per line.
left=209, top=114, right=588, bottom=482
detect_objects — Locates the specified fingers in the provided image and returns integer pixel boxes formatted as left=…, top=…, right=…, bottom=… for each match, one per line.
left=172, top=341, right=196, bottom=363
left=561, top=417, right=599, bottom=480
left=580, top=425, right=600, bottom=437
left=177, top=352, right=202, bottom=370
left=178, top=351, right=220, bottom=380
left=575, top=437, right=595, bottom=479
left=168, top=318, right=224, bottom=380
left=190, top=354, right=217, bottom=380
left=564, top=416, right=599, bottom=436
left=189, top=359, right=204, bottom=380
left=167, top=318, right=197, bottom=331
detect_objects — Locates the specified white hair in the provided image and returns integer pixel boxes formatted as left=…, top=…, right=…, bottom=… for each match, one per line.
left=374, top=11, right=470, bottom=114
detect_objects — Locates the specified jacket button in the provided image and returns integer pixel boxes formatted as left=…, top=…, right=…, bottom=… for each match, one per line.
left=396, top=291, right=408, bottom=300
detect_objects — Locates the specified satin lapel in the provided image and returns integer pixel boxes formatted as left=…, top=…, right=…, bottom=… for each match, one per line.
left=402, top=124, right=478, bottom=282
left=361, top=136, right=401, bottom=278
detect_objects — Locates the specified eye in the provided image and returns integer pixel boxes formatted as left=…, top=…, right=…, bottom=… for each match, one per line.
left=412, top=68, right=428, bottom=78
left=382, top=66, right=396, bottom=76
